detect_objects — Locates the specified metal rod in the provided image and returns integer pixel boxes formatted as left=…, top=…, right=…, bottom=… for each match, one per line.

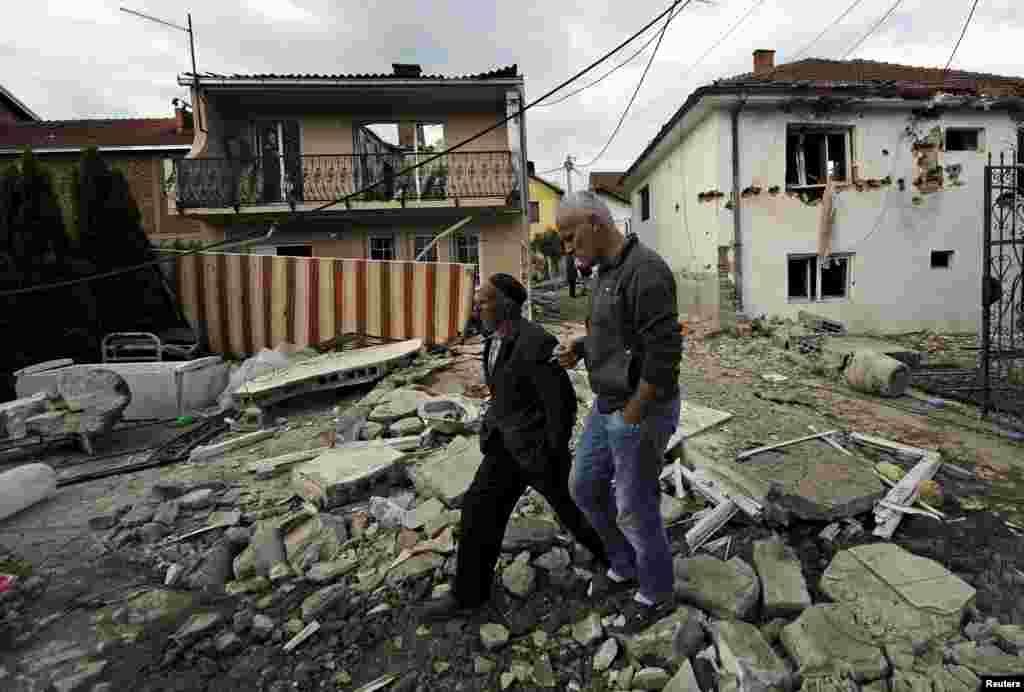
left=415, top=216, right=473, bottom=261
left=187, top=13, right=204, bottom=133
left=120, top=7, right=188, bottom=31
left=736, top=430, right=840, bottom=461
left=981, top=161, right=993, bottom=419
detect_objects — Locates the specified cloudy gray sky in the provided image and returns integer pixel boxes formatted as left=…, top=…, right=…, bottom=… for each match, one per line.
left=4, top=0, right=1021, bottom=182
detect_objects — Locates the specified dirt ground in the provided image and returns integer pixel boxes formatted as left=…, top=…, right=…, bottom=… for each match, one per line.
left=0, top=311, right=1022, bottom=692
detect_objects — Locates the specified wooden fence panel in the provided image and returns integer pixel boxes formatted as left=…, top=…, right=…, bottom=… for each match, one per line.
left=174, top=253, right=476, bottom=356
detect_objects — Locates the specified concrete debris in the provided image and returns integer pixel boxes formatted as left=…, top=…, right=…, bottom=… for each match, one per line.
left=662, top=660, right=700, bottom=692
left=844, top=350, right=911, bottom=397
left=673, top=555, right=760, bottom=621
left=572, top=612, right=605, bottom=647
left=292, top=445, right=405, bottom=508
left=501, top=517, right=562, bottom=552
left=712, top=620, right=791, bottom=692
left=502, top=552, right=537, bottom=598
left=624, top=606, right=706, bottom=665
left=368, top=388, right=432, bottom=424
left=407, top=435, right=484, bottom=508
left=781, top=605, right=889, bottom=681
left=282, top=620, right=320, bottom=653
left=417, top=395, right=481, bottom=435
left=593, top=637, right=619, bottom=671
left=189, top=429, right=277, bottom=463
left=479, top=623, right=510, bottom=651
left=249, top=447, right=330, bottom=479
left=402, top=497, right=446, bottom=530
left=752, top=536, right=812, bottom=618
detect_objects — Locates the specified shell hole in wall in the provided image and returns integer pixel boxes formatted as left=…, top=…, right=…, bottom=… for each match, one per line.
left=882, top=149, right=890, bottom=156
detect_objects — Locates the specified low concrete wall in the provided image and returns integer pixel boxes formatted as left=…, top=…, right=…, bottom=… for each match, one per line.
left=676, top=270, right=721, bottom=332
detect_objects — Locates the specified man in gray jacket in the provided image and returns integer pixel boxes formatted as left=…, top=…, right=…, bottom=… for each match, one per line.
left=555, top=191, right=683, bottom=633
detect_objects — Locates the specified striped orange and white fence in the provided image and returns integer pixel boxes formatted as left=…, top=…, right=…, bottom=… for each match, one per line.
left=173, top=253, right=477, bottom=356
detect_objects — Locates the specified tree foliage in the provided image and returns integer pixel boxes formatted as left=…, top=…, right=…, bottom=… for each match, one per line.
left=0, top=147, right=69, bottom=280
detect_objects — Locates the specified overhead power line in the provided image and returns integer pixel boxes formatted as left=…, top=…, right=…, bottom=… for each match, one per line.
left=790, top=0, right=868, bottom=61
left=842, top=0, right=906, bottom=59
left=944, top=0, right=981, bottom=72
left=2, top=0, right=695, bottom=298
left=574, top=6, right=681, bottom=170
left=537, top=0, right=693, bottom=108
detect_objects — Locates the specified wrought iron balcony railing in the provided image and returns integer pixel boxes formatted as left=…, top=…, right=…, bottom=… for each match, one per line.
left=173, top=150, right=521, bottom=210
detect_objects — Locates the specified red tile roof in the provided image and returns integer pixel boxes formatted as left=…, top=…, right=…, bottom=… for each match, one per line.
left=723, top=58, right=1024, bottom=97
left=0, top=118, right=192, bottom=151
left=588, top=172, right=628, bottom=203
left=181, top=65, right=519, bottom=83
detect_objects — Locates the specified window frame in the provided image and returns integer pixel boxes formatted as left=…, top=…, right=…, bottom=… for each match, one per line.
left=414, top=234, right=439, bottom=262
left=786, top=252, right=854, bottom=303
left=930, top=250, right=954, bottom=269
left=944, top=128, right=983, bottom=152
left=369, top=234, right=396, bottom=261
left=639, top=185, right=651, bottom=221
left=785, top=125, right=853, bottom=189
left=275, top=245, right=312, bottom=257
left=528, top=201, right=540, bottom=224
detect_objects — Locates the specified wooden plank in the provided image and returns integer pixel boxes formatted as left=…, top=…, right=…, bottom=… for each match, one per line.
left=434, top=264, right=451, bottom=344
left=356, top=261, right=367, bottom=337
left=425, top=263, right=436, bottom=345
left=686, top=498, right=738, bottom=551
left=736, top=430, right=841, bottom=462
left=402, top=263, right=414, bottom=340
left=216, top=253, right=231, bottom=355
left=319, top=258, right=335, bottom=345
left=261, top=255, right=273, bottom=351
left=308, top=258, right=320, bottom=346
left=849, top=432, right=928, bottom=459
left=677, top=466, right=763, bottom=519
left=271, top=257, right=288, bottom=348
left=285, top=257, right=297, bottom=346
left=413, top=263, right=428, bottom=341
left=447, top=260, right=461, bottom=342
left=239, top=254, right=253, bottom=355
left=872, top=452, right=942, bottom=539
left=664, top=401, right=734, bottom=456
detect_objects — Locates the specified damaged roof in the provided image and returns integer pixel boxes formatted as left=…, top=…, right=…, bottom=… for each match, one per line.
left=0, top=118, right=193, bottom=152
left=623, top=57, right=1024, bottom=184
left=0, top=83, right=40, bottom=122
left=178, top=65, right=520, bottom=84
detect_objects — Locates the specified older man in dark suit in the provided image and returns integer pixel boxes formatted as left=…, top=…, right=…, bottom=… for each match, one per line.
left=421, top=273, right=608, bottom=620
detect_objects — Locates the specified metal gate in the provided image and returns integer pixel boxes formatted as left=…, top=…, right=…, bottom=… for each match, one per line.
left=981, top=153, right=1024, bottom=420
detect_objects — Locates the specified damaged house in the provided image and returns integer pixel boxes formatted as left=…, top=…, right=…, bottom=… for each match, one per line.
left=620, top=50, right=1024, bottom=334
left=171, top=63, right=530, bottom=280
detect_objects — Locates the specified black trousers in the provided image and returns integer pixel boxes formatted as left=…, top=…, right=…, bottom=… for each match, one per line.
left=568, top=279, right=577, bottom=298
left=454, top=436, right=609, bottom=607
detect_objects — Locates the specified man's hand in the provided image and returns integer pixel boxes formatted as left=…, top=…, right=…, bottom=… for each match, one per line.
left=621, top=399, right=644, bottom=426
left=622, top=380, right=659, bottom=425
left=555, top=342, right=580, bottom=369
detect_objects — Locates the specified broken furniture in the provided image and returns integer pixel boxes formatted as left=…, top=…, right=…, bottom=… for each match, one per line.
left=231, top=339, right=423, bottom=408
left=15, top=357, right=230, bottom=421
left=101, top=329, right=201, bottom=363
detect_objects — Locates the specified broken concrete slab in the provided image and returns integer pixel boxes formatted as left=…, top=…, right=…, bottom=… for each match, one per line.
left=572, top=612, right=604, bottom=647
left=947, top=641, right=1024, bottom=675
left=752, top=536, right=812, bottom=618
left=845, top=350, right=911, bottom=398
left=502, top=553, right=537, bottom=598
left=0, top=393, right=48, bottom=440
left=387, top=552, right=443, bottom=584
left=418, top=395, right=481, bottom=435
left=673, top=556, right=760, bottom=621
left=820, top=544, right=976, bottom=644
left=712, top=620, right=790, bottom=691
left=690, top=437, right=884, bottom=523
left=172, top=612, right=224, bottom=644
left=368, top=388, right=432, bottom=424
left=392, top=416, right=426, bottom=436
left=780, top=605, right=889, bottom=682
left=403, top=498, right=446, bottom=530
left=501, top=517, right=562, bottom=552
left=623, top=606, right=706, bottom=666
left=232, top=339, right=422, bottom=407
left=291, top=446, right=405, bottom=508
left=190, top=430, right=276, bottom=463
left=664, top=401, right=734, bottom=458
left=822, top=336, right=922, bottom=370
left=408, top=435, right=484, bottom=508
left=57, top=368, right=132, bottom=438
left=663, top=660, right=699, bottom=692
left=248, top=447, right=331, bottom=480
left=306, top=557, right=358, bottom=584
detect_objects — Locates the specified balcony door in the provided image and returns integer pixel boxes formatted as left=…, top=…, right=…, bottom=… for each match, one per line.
left=254, top=120, right=301, bottom=203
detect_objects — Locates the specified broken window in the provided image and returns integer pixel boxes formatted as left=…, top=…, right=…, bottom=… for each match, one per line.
left=931, top=250, right=954, bottom=269
left=788, top=254, right=852, bottom=301
left=370, top=236, right=395, bottom=261
left=786, top=126, right=850, bottom=187
left=639, top=185, right=651, bottom=221
left=414, top=234, right=438, bottom=262
left=945, top=128, right=981, bottom=152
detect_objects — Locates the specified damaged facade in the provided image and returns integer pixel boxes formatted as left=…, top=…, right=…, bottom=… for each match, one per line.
left=621, top=51, right=1024, bottom=334
left=171, top=64, right=530, bottom=281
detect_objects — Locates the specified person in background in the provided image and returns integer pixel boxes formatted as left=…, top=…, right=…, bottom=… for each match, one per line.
left=554, top=191, right=684, bottom=634
left=566, top=248, right=579, bottom=298
left=421, top=273, right=610, bottom=620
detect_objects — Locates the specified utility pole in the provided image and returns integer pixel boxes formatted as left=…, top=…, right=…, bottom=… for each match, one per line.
left=564, top=155, right=577, bottom=194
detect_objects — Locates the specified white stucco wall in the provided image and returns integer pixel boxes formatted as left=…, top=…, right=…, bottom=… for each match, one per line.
left=596, top=192, right=633, bottom=234
left=627, top=110, right=728, bottom=325
left=735, top=104, right=1015, bottom=334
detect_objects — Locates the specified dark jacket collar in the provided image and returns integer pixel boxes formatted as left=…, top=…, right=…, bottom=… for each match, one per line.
left=600, top=233, right=638, bottom=274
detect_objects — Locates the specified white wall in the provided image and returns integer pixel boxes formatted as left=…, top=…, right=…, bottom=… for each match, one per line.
left=734, top=104, right=1015, bottom=333
left=596, top=192, right=633, bottom=234
left=627, top=110, right=729, bottom=324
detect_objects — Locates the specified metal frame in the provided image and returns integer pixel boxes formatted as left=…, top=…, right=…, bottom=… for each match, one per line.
left=981, top=153, right=1024, bottom=420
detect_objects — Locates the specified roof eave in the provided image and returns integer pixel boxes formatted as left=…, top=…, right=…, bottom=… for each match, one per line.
left=0, top=144, right=191, bottom=155
left=177, top=75, right=524, bottom=89
left=0, top=84, right=41, bottom=122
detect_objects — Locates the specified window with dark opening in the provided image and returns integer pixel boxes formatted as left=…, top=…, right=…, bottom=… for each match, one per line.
left=788, top=254, right=852, bottom=301
left=931, top=250, right=954, bottom=269
left=786, top=126, right=850, bottom=187
left=276, top=245, right=312, bottom=257
left=639, top=185, right=651, bottom=221
left=370, top=236, right=395, bottom=260
left=945, top=129, right=981, bottom=152
left=528, top=201, right=540, bottom=223
left=820, top=257, right=849, bottom=298
left=414, top=235, right=438, bottom=262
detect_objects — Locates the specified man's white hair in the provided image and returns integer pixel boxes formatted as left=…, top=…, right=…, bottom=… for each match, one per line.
left=557, top=190, right=615, bottom=227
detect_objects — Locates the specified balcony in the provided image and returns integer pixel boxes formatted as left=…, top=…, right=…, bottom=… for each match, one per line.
left=173, top=150, right=521, bottom=211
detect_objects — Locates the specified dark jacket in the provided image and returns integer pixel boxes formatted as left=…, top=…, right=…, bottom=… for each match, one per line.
left=573, top=234, right=682, bottom=412
left=566, top=254, right=578, bottom=283
left=481, top=319, right=578, bottom=472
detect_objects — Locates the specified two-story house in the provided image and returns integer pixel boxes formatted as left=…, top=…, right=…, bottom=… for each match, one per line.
left=621, top=50, right=1024, bottom=335
left=528, top=163, right=563, bottom=238
left=587, top=171, right=631, bottom=233
left=172, top=63, right=530, bottom=282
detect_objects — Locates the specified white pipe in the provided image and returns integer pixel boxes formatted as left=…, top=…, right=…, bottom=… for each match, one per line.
left=416, top=216, right=474, bottom=261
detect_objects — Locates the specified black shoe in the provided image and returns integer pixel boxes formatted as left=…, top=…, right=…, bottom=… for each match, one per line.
left=420, top=593, right=481, bottom=621
left=607, top=597, right=678, bottom=636
left=587, top=569, right=637, bottom=599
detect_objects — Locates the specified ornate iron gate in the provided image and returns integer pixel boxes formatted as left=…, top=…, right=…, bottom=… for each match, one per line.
left=981, top=153, right=1024, bottom=420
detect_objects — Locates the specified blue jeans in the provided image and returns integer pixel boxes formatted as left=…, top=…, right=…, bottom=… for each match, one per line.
left=570, top=397, right=681, bottom=603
